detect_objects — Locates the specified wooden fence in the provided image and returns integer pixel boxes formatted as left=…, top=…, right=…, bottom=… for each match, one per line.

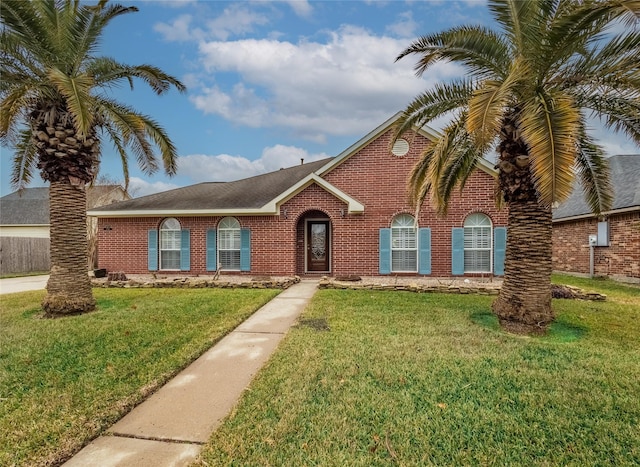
left=0, top=237, right=50, bottom=275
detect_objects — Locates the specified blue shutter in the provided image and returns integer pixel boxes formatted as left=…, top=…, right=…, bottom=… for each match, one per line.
left=240, top=228, right=251, bottom=271
left=493, top=227, right=507, bottom=276
left=206, top=229, right=217, bottom=271
left=379, top=228, right=391, bottom=274
left=452, top=228, right=464, bottom=275
left=180, top=229, right=190, bottom=271
left=418, top=228, right=432, bottom=275
left=148, top=230, right=158, bottom=271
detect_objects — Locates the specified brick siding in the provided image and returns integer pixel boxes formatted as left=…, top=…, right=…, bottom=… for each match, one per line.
left=552, top=211, right=640, bottom=280
left=97, top=128, right=508, bottom=276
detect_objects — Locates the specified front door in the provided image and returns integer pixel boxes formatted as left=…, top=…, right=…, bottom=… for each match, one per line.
left=307, top=221, right=330, bottom=272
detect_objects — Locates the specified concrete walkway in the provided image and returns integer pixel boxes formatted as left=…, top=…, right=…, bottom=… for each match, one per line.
left=0, top=275, right=49, bottom=294
left=63, top=280, right=319, bottom=467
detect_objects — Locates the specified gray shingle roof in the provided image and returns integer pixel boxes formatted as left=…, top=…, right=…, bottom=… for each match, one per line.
left=553, top=155, right=640, bottom=220
left=0, top=185, right=126, bottom=225
left=91, top=158, right=333, bottom=213
left=0, top=187, right=50, bottom=224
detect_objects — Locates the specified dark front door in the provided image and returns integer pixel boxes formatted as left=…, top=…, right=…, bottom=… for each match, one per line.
left=307, top=221, right=330, bottom=272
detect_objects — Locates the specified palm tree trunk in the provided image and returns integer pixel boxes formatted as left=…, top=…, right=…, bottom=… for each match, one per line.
left=492, top=198, right=553, bottom=334
left=43, top=180, right=96, bottom=316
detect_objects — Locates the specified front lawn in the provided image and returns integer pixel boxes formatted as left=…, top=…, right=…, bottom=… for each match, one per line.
left=0, top=287, right=278, bottom=466
left=198, top=276, right=640, bottom=466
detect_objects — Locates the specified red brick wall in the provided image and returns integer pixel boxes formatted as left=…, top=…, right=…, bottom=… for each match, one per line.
left=552, top=211, right=640, bottom=280
left=97, top=128, right=508, bottom=276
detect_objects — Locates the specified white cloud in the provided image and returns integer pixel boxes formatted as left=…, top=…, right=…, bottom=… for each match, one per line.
left=191, top=26, right=463, bottom=141
left=154, top=14, right=204, bottom=42
left=205, top=4, right=269, bottom=40
left=176, top=145, right=330, bottom=182
left=284, top=0, right=313, bottom=17
left=128, top=177, right=181, bottom=197
left=386, top=11, right=419, bottom=38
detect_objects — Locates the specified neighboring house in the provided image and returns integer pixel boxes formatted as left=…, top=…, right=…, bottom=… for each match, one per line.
left=0, top=187, right=50, bottom=238
left=0, top=185, right=129, bottom=274
left=552, top=155, right=640, bottom=282
left=89, top=113, right=509, bottom=277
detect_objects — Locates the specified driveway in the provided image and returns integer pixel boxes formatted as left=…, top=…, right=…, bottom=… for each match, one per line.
left=0, top=275, right=49, bottom=294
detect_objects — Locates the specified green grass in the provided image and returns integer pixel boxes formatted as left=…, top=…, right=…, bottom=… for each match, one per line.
left=198, top=279, right=640, bottom=466
left=0, top=287, right=279, bottom=466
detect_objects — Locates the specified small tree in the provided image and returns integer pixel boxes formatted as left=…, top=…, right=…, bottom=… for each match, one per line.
left=1, top=0, right=186, bottom=316
left=395, top=0, right=639, bottom=334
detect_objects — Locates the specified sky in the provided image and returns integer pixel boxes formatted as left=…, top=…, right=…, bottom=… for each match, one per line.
left=1, top=0, right=637, bottom=197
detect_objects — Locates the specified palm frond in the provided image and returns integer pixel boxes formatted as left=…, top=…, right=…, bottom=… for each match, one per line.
left=96, top=97, right=181, bottom=176
left=101, top=122, right=131, bottom=189
left=466, top=68, right=520, bottom=151
left=72, top=2, right=138, bottom=71
left=408, top=114, right=482, bottom=215
left=0, top=84, right=31, bottom=138
left=573, top=126, right=613, bottom=214
left=488, top=0, right=540, bottom=55
left=396, top=25, right=512, bottom=79
left=579, top=93, right=640, bottom=146
left=520, top=89, right=582, bottom=207
left=46, top=68, right=95, bottom=137
left=10, top=128, right=38, bottom=190
left=393, top=80, right=474, bottom=143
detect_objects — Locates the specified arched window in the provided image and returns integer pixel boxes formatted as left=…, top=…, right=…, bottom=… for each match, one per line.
left=160, top=218, right=181, bottom=270
left=464, top=213, right=492, bottom=272
left=391, top=214, right=417, bottom=272
left=218, top=217, right=241, bottom=270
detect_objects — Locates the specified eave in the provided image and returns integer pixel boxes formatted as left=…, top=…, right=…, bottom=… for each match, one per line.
left=552, top=205, right=640, bottom=223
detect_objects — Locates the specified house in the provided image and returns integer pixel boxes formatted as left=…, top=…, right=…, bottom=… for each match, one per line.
left=89, top=113, right=508, bottom=278
left=0, top=187, right=50, bottom=239
left=0, top=185, right=129, bottom=274
left=552, top=154, right=640, bottom=283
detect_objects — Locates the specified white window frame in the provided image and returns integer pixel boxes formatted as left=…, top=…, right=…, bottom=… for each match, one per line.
left=464, top=213, right=492, bottom=273
left=159, top=218, right=181, bottom=270
left=218, top=217, right=241, bottom=271
left=391, top=214, right=418, bottom=273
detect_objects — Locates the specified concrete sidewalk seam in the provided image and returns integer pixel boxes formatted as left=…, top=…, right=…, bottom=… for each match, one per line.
left=108, top=432, right=205, bottom=446
left=233, top=330, right=285, bottom=336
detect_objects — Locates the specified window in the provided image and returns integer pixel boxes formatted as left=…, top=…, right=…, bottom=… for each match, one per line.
left=160, top=218, right=181, bottom=270
left=218, top=217, right=241, bottom=270
left=391, top=214, right=417, bottom=272
left=464, top=213, right=492, bottom=273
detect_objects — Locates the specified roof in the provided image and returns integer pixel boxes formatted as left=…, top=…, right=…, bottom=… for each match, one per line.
left=88, top=158, right=337, bottom=217
left=0, top=185, right=126, bottom=225
left=0, top=187, right=49, bottom=225
left=88, top=113, right=459, bottom=218
left=553, top=155, right=640, bottom=221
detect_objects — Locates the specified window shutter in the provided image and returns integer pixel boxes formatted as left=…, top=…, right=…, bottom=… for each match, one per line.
left=206, top=229, right=217, bottom=271
left=240, top=228, right=251, bottom=271
left=452, top=228, right=464, bottom=275
left=379, top=228, right=391, bottom=275
left=180, top=229, right=190, bottom=271
left=418, top=228, right=432, bottom=274
left=493, top=227, right=507, bottom=276
left=148, top=230, right=158, bottom=271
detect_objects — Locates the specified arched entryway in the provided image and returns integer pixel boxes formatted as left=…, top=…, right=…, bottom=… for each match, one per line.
left=296, top=210, right=331, bottom=275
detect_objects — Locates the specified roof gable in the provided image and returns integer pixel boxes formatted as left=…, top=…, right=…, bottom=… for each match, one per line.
left=316, top=111, right=497, bottom=178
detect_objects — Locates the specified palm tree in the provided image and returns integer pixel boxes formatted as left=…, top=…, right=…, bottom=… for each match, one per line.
left=1, top=0, right=186, bottom=316
left=394, top=0, right=639, bottom=334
